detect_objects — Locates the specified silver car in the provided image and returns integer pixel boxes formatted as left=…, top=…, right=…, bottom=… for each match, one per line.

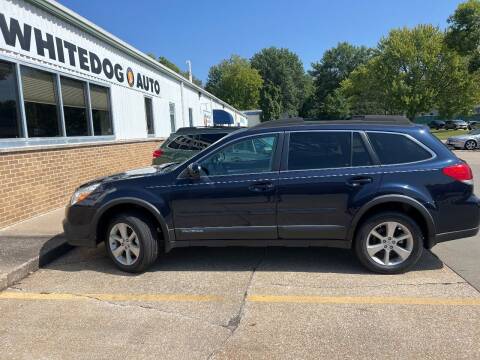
left=446, top=129, right=480, bottom=150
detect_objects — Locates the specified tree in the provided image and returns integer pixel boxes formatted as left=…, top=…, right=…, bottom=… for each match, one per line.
left=259, top=82, right=282, bottom=122
left=251, top=47, right=306, bottom=119
left=205, top=55, right=263, bottom=110
left=341, top=25, right=480, bottom=120
left=446, top=0, right=480, bottom=72
left=310, top=42, right=373, bottom=116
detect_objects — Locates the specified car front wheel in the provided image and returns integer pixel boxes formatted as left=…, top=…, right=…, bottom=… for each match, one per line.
left=106, top=213, right=160, bottom=273
left=354, top=212, right=423, bottom=274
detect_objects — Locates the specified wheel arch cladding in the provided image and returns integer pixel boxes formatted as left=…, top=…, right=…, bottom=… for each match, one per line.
left=349, top=196, right=436, bottom=249
left=94, top=198, right=169, bottom=248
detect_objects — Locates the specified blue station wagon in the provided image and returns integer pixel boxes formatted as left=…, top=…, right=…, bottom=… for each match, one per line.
left=63, top=116, right=480, bottom=274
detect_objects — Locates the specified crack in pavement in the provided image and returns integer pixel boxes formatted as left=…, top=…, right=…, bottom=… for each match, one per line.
left=5, top=286, right=232, bottom=332
left=206, top=249, right=267, bottom=360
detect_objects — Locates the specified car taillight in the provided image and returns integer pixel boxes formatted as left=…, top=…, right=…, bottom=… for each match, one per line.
left=152, top=149, right=163, bottom=158
left=442, top=163, right=473, bottom=184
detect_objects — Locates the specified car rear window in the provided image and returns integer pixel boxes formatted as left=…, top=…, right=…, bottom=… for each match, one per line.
left=367, top=132, right=432, bottom=165
left=166, top=133, right=226, bottom=151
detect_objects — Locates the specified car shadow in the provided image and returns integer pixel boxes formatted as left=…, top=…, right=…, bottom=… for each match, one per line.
left=45, top=240, right=444, bottom=277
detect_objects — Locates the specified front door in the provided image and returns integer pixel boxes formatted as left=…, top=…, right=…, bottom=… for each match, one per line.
left=171, top=133, right=282, bottom=241
left=277, top=131, right=382, bottom=241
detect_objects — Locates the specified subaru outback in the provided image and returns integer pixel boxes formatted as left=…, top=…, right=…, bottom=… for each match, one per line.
left=63, top=116, right=480, bottom=274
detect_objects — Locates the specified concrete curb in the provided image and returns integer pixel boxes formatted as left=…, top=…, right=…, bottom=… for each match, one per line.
left=0, top=238, right=72, bottom=292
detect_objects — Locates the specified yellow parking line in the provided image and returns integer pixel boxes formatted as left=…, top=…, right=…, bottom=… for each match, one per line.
left=0, top=291, right=222, bottom=302
left=247, top=295, right=480, bottom=306
left=2, top=291, right=480, bottom=306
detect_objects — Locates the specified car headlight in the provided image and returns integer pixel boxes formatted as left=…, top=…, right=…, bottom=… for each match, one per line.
left=70, top=183, right=101, bottom=205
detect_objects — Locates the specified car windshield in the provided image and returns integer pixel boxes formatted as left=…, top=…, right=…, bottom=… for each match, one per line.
left=469, top=129, right=480, bottom=135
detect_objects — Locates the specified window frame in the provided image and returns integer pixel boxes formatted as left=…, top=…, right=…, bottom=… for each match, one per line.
left=282, top=130, right=380, bottom=172
left=183, top=132, right=284, bottom=179
left=365, top=131, right=436, bottom=166
left=0, top=55, right=115, bottom=149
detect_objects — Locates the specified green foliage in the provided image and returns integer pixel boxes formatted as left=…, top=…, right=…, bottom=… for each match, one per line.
left=251, top=47, right=307, bottom=119
left=310, top=42, right=373, bottom=116
left=158, top=56, right=183, bottom=74
left=342, top=25, right=480, bottom=120
left=205, top=55, right=263, bottom=110
left=259, top=82, right=282, bottom=122
left=446, top=0, right=480, bottom=72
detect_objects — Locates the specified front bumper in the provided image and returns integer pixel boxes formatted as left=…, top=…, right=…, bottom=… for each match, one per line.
left=446, top=139, right=466, bottom=148
left=63, top=205, right=97, bottom=247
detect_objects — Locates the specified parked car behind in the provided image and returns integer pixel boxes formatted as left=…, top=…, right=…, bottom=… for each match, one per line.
left=64, top=116, right=480, bottom=275
left=446, top=129, right=480, bottom=150
left=444, top=119, right=469, bottom=130
left=467, top=121, right=478, bottom=130
left=428, top=120, right=445, bottom=130
left=152, top=126, right=241, bottom=165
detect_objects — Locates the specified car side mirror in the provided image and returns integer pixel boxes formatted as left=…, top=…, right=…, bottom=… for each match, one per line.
left=187, top=163, right=202, bottom=179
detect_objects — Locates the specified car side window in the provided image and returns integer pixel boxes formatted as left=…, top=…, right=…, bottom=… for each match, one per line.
left=352, top=132, right=373, bottom=166
left=288, top=131, right=352, bottom=170
left=199, top=135, right=277, bottom=176
left=367, top=132, right=432, bottom=165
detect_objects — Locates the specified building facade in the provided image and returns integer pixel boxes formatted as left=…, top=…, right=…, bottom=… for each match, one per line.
left=0, top=0, right=246, bottom=228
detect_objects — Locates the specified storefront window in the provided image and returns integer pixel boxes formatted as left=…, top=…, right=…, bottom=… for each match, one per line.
left=61, top=77, right=89, bottom=136
left=169, top=102, right=176, bottom=132
left=144, top=97, right=154, bottom=135
left=0, top=60, right=22, bottom=138
left=90, top=84, right=113, bottom=136
left=21, top=66, right=60, bottom=137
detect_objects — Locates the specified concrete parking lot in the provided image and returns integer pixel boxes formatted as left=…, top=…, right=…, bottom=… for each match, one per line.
left=1, top=246, right=479, bottom=359
left=0, top=150, right=480, bottom=359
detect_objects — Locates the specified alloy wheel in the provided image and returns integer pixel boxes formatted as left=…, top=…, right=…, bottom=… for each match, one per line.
left=465, top=140, right=476, bottom=150
left=366, top=222, right=413, bottom=267
left=109, top=223, right=141, bottom=266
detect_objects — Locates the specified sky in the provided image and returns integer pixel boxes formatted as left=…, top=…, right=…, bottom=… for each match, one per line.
left=57, top=0, right=464, bottom=82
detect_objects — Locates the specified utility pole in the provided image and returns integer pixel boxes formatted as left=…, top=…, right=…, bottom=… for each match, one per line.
left=186, top=60, right=193, bottom=82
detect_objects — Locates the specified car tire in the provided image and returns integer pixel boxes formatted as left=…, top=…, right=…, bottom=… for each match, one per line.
left=105, top=212, right=160, bottom=273
left=464, top=140, right=477, bottom=150
left=354, top=212, right=423, bottom=274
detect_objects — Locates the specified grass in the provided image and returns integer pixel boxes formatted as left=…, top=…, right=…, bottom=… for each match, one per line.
left=429, top=129, right=468, bottom=140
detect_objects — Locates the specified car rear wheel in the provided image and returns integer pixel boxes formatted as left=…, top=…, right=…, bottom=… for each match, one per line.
left=106, top=213, right=159, bottom=273
left=464, top=140, right=477, bottom=150
left=354, top=212, right=423, bottom=274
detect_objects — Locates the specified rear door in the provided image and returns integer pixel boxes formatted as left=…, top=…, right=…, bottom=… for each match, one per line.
left=277, top=131, right=382, bottom=242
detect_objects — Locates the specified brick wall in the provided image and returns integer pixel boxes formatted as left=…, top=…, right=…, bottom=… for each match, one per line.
left=0, top=140, right=162, bottom=229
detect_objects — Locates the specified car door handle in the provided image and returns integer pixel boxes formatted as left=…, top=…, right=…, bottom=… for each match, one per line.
left=249, top=182, right=275, bottom=192
left=346, top=176, right=373, bottom=187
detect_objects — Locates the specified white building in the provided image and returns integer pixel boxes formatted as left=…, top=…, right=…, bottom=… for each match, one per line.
left=0, top=0, right=247, bottom=229
left=242, top=110, right=262, bottom=127
left=0, top=0, right=247, bottom=149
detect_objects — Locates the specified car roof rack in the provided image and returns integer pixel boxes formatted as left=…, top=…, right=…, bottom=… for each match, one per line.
left=253, top=115, right=412, bottom=129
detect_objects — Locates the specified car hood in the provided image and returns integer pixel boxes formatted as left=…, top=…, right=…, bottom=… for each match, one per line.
left=80, top=163, right=177, bottom=187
